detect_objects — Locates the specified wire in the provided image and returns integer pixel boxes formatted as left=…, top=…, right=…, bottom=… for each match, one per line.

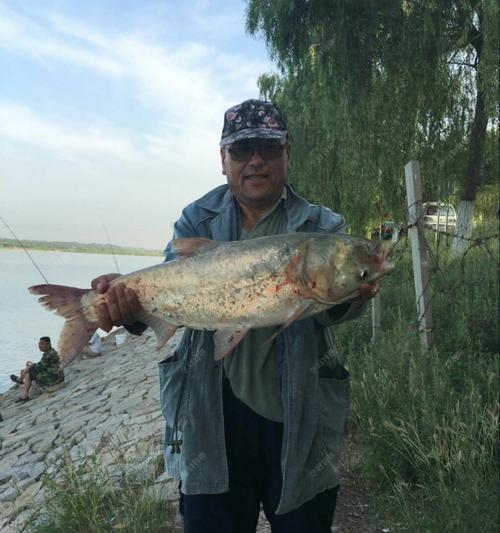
left=101, top=219, right=121, bottom=274
left=0, top=215, right=49, bottom=284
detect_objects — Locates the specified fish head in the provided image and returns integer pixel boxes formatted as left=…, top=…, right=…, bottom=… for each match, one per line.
left=299, top=235, right=394, bottom=305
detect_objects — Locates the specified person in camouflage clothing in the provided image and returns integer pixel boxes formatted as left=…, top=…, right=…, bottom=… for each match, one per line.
left=10, top=336, right=64, bottom=402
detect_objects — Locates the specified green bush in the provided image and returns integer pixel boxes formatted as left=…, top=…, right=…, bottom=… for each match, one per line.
left=336, top=229, right=499, bottom=532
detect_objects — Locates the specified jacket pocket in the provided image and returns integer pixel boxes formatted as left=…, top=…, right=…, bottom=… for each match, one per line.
left=159, top=354, right=186, bottom=428
left=318, top=368, right=351, bottom=456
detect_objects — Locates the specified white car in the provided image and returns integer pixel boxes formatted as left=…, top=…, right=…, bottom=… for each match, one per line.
left=422, top=202, right=457, bottom=232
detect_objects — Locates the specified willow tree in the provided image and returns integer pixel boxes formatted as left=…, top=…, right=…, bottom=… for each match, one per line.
left=247, top=0, right=498, bottom=246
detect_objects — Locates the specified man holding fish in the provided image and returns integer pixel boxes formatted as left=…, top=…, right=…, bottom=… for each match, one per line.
left=32, top=100, right=388, bottom=532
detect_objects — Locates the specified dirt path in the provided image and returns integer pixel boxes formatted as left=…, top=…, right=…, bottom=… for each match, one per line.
left=254, top=430, right=388, bottom=533
left=332, top=430, right=388, bottom=533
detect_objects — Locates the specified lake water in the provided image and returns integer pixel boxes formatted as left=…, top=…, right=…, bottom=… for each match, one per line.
left=0, top=249, right=161, bottom=393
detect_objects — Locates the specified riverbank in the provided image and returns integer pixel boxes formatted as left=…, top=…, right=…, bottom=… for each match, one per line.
left=0, top=238, right=162, bottom=257
left=0, top=329, right=178, bottom=531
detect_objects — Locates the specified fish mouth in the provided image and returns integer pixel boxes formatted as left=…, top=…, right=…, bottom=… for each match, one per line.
left=377, top=260, right=395, bottom=276
left=376, top=246, right=394, bottom=275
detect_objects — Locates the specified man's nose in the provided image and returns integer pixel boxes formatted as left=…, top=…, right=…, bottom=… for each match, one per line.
left=248, top=147, right=266, bottom=164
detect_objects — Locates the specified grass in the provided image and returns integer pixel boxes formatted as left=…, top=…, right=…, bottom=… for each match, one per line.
left=336, top=226, right=499, bottom=532
left=24, top=451, right=179, bottom=533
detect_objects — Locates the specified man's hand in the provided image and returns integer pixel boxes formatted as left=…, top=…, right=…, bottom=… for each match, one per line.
left=91, top=274, right=144, bottom=332
left=356, top=281, right=380, bottom=302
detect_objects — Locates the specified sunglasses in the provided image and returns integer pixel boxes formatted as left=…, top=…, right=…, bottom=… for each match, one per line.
left=226, top=141, right=286, bottom=162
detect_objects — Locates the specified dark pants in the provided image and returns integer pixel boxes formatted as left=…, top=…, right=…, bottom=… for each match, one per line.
left=182, top=379, right=338, bottom=533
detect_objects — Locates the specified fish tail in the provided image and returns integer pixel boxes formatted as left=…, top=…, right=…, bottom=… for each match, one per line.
left=28, top=284, right=98, bottom=367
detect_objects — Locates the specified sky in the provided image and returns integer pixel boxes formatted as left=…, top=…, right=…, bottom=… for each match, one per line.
left=0, top=0, right=274, bottom=250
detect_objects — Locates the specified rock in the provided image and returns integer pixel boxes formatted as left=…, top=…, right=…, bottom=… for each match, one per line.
left=31, top=462, right=46, bottom=481
left=0, top=500, right=14, bottom=519
left=110, top=396, right=145, bottom=416
left=12, top=461, right=45, bottom=483
left=17, top=452, right=47, bottom=466
left=0, top=467, right=15, bottom=483
left=2, top=429, right=40, bottom=451
left=69, top=443, right=94, bottom=462
left=35, top=411, right=56, bottom=424
left=13, top=475, right=36, bottom=492
left=59, top=416, right=91, bottom=440
left=9, top=467, right=30, bottom=481
left=0, top=452, right=24, bottom=471
left=123, top=413, right=148, bottom=426
left=9, top=508, right=34, bottom=531
left=154, top=471, right=170, bottom=483
left=44, top=447, right=64, bottom=465
left=30, top=429, right=59, bottom=454
left=0, top=485, right=17, bottom=503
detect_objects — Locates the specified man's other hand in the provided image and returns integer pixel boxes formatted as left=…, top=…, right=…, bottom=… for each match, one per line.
left=91, top=273, right=144, bottom=332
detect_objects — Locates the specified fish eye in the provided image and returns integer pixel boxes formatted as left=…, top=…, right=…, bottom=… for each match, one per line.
left=359, top=269, right=369, bottom=280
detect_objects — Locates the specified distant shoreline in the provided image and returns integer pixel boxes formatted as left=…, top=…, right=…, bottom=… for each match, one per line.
left=0, top=238, right=163, bottom=257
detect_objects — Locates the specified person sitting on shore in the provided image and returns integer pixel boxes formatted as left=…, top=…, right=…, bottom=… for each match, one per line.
left=10, top=337, right=64, bottom=402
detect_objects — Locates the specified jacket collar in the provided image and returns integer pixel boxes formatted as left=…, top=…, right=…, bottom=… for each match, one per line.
left=208, top=184, right=312, bottom=241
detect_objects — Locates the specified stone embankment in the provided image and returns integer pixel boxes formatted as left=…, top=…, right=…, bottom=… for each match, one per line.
left=0, top=330, right=275, bottom=532
left=0, top=330, right=178, bottom=531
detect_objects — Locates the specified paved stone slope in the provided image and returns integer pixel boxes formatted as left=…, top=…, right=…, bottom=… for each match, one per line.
left=0, top=331, right=277, bottom=532
left=0, top=330, right=178, bottom=531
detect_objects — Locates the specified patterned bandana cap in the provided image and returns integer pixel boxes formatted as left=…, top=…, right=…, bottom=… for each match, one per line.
left=220, top=99, right=288, bottom=146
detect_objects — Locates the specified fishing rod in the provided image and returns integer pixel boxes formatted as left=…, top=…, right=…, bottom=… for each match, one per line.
left=101, top=219, right=121, bottom=274
left=0, top=215, right=49, bottom=284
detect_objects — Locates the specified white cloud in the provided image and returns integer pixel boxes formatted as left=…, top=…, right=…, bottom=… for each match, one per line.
left=0, top=10, right=270, bottom=169
left=0, top=103, right=137, bottom=160
left=0, top=6, right=124, bottom=76
left=0, top=7, right=270, bottom=151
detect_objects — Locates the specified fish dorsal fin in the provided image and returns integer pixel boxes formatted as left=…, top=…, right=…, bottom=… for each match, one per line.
left=172, top=238, right=218, bottom=258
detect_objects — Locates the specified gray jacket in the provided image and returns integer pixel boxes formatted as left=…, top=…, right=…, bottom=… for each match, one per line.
left=159, top=184, right=365, bottom=514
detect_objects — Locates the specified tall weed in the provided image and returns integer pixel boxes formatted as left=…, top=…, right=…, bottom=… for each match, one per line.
left=336, top=231, right=499, bottom=532
left=25, top=452, right=178, bottom=533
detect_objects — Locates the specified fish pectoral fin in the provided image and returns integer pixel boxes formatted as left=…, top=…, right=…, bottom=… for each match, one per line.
left=156, top=324, right=179, bottom=351
left=172, top=237, right=219, bottom=258
left=213, top=327, right=249, bottom=360
left=265, top=300, right=316, bottom=345
left=134, top=311, right=178, bottom=351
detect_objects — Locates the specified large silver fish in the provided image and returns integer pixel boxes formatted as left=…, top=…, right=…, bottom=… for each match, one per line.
left=29, top=233, right=393, bottom=366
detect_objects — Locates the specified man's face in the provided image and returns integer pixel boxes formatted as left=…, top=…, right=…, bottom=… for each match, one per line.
left=220, top=139, right=291, bottom=210
left=39, top=339, right=50, bottom=352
